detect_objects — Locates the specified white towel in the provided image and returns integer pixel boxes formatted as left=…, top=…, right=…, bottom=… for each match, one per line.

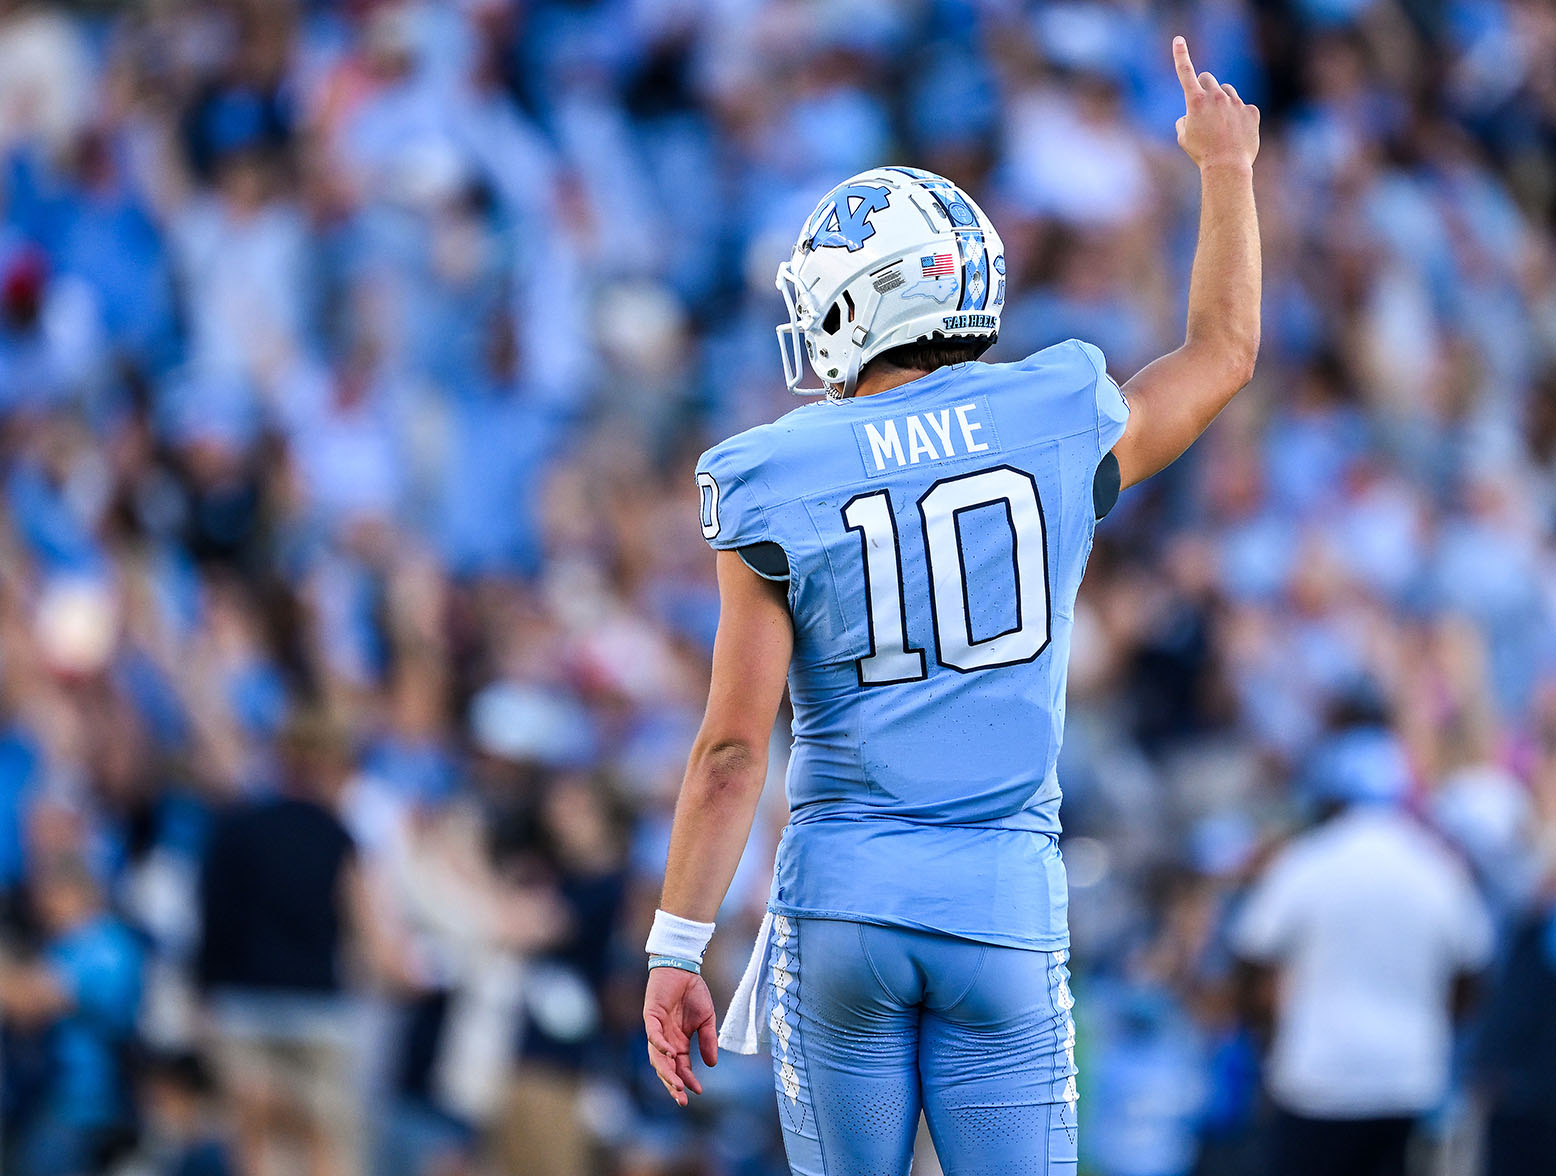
left=718, top=909, right=774, bottom=1054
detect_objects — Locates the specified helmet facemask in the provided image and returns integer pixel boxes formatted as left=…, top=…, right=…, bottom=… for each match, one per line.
left=776, top=255, right=882, bottom=399
left=775, top=258, right=823, bottom=397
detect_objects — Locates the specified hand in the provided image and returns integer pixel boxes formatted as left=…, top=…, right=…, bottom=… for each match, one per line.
left=643, top=965, right=718, bottom=1107
left=1173, top=36, right=1260, bottom=172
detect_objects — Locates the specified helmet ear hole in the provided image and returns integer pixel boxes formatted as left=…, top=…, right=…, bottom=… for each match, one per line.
left=821, top=302, right=842, bottom=335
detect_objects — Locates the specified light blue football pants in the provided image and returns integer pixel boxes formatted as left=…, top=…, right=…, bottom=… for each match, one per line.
left=766, top=915, right=1079, bottom=1176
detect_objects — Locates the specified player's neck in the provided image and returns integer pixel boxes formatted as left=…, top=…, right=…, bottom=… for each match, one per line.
left=851, top=367, right=933, bottom=399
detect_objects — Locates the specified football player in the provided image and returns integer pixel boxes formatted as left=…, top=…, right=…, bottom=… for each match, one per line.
left=643, top=37, right=1259, bottom=1175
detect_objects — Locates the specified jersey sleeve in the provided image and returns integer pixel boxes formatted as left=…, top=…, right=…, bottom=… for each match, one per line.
left=694, top=435, right=775, bottom=552
left=1074, top=340, right=1130, bottom=458
left=1228, top=849, right=1307, bottom=964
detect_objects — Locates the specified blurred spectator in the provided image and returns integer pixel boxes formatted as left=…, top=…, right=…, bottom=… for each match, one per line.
left=197, top=710, right=406, bottom=1176
left=135, top=1050, right=236, bottom=1176
left=1473, top=895, right=1556, bottom=1176
left=1231, top=725, right=1494, bottom=1176
left=0, top=852, right=144, bottom=1176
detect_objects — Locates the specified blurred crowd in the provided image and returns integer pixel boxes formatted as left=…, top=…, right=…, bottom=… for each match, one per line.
left=0, top=0, right=1554, bottom=1174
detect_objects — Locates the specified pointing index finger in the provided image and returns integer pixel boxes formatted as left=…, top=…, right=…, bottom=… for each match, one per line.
left=1173, top=36, right=1201, bottom=95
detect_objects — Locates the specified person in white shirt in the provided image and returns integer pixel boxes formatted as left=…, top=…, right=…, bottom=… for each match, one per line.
left=1231, top=723, right=1494, bottom=1176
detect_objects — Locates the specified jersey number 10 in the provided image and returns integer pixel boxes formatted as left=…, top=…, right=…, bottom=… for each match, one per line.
left=842, top=465, right=1051, bottom=685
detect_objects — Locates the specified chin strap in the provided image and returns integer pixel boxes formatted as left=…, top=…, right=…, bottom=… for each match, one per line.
left=834, top=337, right=866, bottom=398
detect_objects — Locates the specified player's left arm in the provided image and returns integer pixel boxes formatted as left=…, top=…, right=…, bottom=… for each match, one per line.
left=645, top=548, right=792, bottom=1105
left=662, top=550, right=791, bottom=920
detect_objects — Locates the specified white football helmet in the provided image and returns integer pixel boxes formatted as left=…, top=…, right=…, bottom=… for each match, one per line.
left=776, top=166, right=1006, bottom=398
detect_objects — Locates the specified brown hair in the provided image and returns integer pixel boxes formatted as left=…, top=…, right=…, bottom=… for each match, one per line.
left=866, top=336, right=995, bottom=375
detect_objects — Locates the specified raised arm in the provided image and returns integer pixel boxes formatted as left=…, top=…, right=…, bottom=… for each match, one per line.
left=1111, top=37, right=1261, bottom=491
left=644, top=548, right=793, bottom=1105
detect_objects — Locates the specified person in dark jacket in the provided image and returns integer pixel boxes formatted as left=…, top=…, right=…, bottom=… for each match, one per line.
left=1474, top=899, right=1556, bottom=1175
left=198, top=709, right=408, bottom=1176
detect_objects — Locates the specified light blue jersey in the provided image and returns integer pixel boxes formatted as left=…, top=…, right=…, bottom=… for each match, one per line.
left=697, top=339, right=1129, bottom=950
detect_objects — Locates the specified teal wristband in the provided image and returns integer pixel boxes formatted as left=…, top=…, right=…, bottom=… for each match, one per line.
left=648, top=954, right=702, bottom=975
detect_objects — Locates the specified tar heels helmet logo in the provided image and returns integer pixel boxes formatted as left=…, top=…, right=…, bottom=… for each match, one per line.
left=776, top=167, right=1006, bottom=397
left=804, top=182, right=892, bottom=251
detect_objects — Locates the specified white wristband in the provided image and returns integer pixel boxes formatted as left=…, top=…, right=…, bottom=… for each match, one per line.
left=646, top=909, right=715, bottom=963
